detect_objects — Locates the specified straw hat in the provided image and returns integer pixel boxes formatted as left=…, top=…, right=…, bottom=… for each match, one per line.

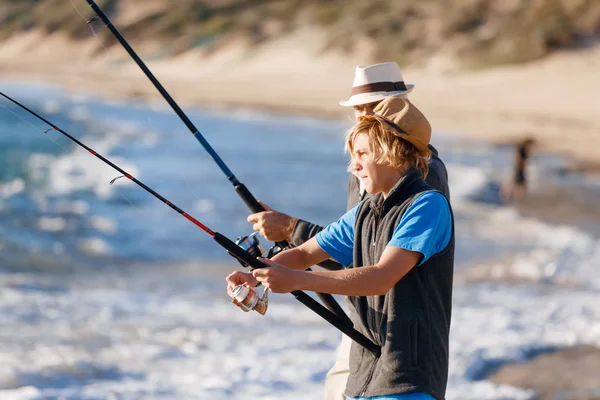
left=339, top=62, right=415, bottom=107
left=372, top=96, right=431, bottom=156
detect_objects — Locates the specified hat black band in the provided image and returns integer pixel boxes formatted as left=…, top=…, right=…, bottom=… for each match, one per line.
left=351, top=81, right=407, bottom=96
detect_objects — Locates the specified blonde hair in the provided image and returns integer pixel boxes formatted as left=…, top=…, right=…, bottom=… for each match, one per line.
left=345, top=116, right=429, bottom=178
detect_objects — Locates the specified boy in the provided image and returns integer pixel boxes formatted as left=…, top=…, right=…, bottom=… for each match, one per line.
left=227, top=96, right=454, bottom=400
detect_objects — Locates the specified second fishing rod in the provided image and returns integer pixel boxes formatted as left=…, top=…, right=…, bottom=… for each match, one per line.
left=84, top=0, right=351, bottom=326
left=0, top=91, right=379, bottom=357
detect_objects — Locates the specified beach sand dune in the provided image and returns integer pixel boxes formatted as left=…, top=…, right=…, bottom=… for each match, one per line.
left=1, top=29, right=599, bottom=167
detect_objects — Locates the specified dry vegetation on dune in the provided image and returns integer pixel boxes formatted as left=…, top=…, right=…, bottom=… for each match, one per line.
left=0, top=0, right=599, bottom=67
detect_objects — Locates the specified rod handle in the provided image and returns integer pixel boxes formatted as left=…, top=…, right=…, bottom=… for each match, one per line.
left=234, top=183, right=263, bottom=213
left=292, top=290, right=380, bottom=356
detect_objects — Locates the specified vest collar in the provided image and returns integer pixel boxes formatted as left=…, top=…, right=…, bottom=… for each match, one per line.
left=369, top=168, right=424, bottom=214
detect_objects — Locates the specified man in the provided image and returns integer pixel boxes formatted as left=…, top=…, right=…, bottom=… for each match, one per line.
left=247, top=63, right=450, bottom=400
left=228, top=95, right=455, bottom=399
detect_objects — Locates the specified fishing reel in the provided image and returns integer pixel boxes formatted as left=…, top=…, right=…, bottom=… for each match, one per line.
left=232, top=232, right=282, bottom=269
left=228, top=232, right=283, bottom=316
left=229, top=282, right=269, bottom=315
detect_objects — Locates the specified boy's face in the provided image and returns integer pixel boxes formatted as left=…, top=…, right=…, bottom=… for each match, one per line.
left=350, top=134, right=402, bottom=195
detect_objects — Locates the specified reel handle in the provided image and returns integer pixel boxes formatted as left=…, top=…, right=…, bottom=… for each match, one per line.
left=213, top=232, right=267, bottom=270
left=267, top=245, right=283, bottom=259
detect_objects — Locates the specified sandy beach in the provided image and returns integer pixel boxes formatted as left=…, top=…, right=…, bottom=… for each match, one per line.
left=1, top=29, right=600, bottom=168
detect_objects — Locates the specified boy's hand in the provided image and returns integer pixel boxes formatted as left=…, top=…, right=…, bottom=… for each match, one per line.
left=226, top=270, right=258, bottom=295
left=252, top=258, right=303, bottom=293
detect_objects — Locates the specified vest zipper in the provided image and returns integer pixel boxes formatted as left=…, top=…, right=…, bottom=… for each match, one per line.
left=370, top=205, right=383, bottom=337
left=371, top=205, right=382, bottom=260
left=359, top=354, right=379, bottom=396
left=361, top=205, right=382, bottom=397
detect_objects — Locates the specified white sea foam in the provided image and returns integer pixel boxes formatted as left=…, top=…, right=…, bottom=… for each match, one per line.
left=78, top=237, right=112, bottom=256
left=106, top=120, right=140, bottom=137
left=459, top=201, right=600, bottom=288
left=0, top=267, right=599, bottom=400
left=68, top=105, right=91, bottom=121
left=0, top=386, right=40, bottom=400
left=41, top=99, right=62, bottom=114
left=193, top=199, right=215, bottom=214
left=26, top=137, right=139, bottom=200
left=90, top=216, right=118, bottom=235
left=446, top=163, right=488, bottom=202
left=0, top=179, right=25, bottom=198
left=55, top=199, right=90, bottom=215
left=38, top=216, right=66, bottom=232
left=143, top=131, right=160, bottom=147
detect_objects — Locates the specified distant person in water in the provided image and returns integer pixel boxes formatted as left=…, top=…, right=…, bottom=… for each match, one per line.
left=503, top=136, right=535, bottom=201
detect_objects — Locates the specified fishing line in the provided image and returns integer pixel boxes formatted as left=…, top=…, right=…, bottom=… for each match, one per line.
left=0, top=100, right=190, bottom=261
left=0, top=102, right=71, bottom=154
left=0, top=91, right=380, bottom=356
left=70, top=0, right=108, bottom=51
left=114, top=190, right=191, bottom=261
left=68, top=0, right=223, bottom=222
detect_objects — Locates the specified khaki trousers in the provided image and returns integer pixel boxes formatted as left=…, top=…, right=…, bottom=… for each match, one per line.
left=323, top=334, right=352, bottom=400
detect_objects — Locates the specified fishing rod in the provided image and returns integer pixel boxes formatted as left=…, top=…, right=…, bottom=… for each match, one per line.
left=83, top=0, right=351, bottom=326
left=0, top=91, right=380, bottom=357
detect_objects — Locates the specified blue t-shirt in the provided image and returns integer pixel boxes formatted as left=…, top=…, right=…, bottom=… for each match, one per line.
left=316, top=192, right=452, bottom=268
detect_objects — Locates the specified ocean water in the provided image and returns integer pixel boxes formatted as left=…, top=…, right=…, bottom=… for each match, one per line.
left=1, top=82, right=599, bottom=400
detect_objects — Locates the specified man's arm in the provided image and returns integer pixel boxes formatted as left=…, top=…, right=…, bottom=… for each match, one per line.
left=255, top=246, right=420, bottom=296
left=250, top=174, right=364, bottom=247
left=426, top=145, right=450, bottom=199
left=246, top=207, right=343, bottom=271
left=247, top=202, right=347, bottom=271
left=290, top=219, right=325, bottom=247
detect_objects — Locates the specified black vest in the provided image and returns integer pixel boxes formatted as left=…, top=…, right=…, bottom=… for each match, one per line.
left=345, top=170, right=455, bottom=400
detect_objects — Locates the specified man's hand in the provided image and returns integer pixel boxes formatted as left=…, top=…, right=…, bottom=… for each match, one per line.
left=252, top=258, right=304, bottom=293
left=226, top=270, right=259, bottom=295
left=247, top=201, right=298, bottom=242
